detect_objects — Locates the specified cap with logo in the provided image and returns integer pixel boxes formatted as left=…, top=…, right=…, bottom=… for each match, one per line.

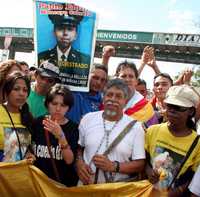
left=37, top=60, right=60, bottom=80
left=164, top=85, right=200, bottom=108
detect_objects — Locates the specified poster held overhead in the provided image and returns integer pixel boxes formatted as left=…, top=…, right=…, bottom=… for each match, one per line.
left=34, top=0, right=98, bottom=91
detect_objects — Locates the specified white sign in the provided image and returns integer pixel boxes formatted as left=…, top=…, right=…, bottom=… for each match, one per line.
left=0, top=49, right=9, bottom=62
left=4, top=35, right=12, bottom=49
left=153, top=33, right=200, bottom=47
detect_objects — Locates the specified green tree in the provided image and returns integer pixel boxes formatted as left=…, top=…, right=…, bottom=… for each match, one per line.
left=192, top=67, right=200, bottom=86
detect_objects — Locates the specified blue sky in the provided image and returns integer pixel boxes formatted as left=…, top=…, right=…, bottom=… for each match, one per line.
left=0, top=0, right=199, bottom=33
left=0, top=0, right=199, bottom=89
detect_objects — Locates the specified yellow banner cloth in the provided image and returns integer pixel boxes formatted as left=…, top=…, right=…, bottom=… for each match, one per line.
left=0, top=160, right=167, bottom=197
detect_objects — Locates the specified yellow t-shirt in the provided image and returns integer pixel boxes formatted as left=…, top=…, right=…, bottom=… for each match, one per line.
left=145, top=123, right=200, bottom=189
left=0, top=105, right=31, bottom=162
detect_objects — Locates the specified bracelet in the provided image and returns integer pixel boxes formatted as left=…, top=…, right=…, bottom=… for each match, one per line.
left=114, top=161, right=120, bottom=173
left=60, top=143, right=70, bottom=150
left=57, top=132, right=65, bottom=139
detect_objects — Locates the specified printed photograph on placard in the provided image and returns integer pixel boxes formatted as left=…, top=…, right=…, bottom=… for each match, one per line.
left=34, top=0, right=97, bottom=91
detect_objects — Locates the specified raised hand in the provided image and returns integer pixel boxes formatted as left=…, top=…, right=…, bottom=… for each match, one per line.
left=183, top=68, right=193, bottom=85
left=42, top=117, right=63, bottom=139
left=102, top=45, right=115, bottom=66
left=102, top=45, right=115, bottom=58
left=142, top=46, right=157, bottom=67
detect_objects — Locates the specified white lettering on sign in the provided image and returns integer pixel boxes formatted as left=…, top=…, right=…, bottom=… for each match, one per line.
left=98, top=32, right=137, bottom=41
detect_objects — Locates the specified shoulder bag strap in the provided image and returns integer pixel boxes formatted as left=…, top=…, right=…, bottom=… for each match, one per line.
left=168, top=135, right=200, bottom=189
left=2, top=105, right=23, bottom=160
left=103, top=120, right=137, bottom=156
left=44, top=129, right=61, bottom=182
left=94, top=120, right=137, bottom=183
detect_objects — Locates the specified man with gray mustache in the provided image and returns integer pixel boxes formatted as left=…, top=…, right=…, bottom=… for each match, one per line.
left=76, top=78, right=145, bottom=185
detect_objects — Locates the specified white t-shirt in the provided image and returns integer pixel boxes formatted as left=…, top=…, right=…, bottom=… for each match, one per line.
left=189, top=165, right=200, bottom=196
left=78, top=111, right=145, bottom=183
left=196, top=119, right=200, bottom=135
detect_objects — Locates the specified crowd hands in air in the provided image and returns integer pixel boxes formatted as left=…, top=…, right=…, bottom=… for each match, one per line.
left=0, top=45, right=200, bottom=197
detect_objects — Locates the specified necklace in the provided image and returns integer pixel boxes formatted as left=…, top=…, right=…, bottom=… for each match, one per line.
left=103, top=117, right=121, bottom=182
left=89, top=113, right=122, bottom=166
left=89, top=113, right=122, bottom=183
left=103, top=118, right=119, bottom=149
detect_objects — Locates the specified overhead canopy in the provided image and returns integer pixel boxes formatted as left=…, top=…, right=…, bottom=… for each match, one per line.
left=0, top=27, right=199, bottom=64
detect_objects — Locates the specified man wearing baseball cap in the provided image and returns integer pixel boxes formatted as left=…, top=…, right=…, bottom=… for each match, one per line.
left=27, top=60, right=60, bottom=118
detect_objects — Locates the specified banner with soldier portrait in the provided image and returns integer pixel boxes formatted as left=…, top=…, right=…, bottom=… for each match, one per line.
left=34, top=0, right=97, bottom=91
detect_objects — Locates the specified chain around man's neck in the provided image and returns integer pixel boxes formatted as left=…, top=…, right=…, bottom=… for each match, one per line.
left=103, top=112, right=123, bottom=149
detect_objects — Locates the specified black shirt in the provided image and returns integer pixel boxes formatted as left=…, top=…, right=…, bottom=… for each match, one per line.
left=32, top=116, right=79, bottom=186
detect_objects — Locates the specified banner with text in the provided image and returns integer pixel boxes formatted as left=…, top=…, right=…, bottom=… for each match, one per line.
left=97, top=30, right=153, bottom=43
left=152, top=33, right=200, bottom=47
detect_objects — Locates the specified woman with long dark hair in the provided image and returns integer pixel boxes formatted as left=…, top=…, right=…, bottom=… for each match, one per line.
left=145, top=85, right=200, bottom=197
left=0, top=71, right=34, bottom=162
left=0, top=60, right=22, bottom=103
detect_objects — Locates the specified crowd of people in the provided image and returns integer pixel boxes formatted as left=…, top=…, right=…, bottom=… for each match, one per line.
left=0, top=43, right=200, bottom=196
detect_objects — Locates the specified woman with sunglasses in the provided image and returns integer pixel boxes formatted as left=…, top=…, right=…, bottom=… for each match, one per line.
left=0, top=71, right=34, bottom=163
left=32, top=84, right=79, bottom=187
left=145, top=85, right=200, bottom=197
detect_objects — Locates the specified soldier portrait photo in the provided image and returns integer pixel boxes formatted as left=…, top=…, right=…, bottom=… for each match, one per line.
left=35, top=1, right=97, bottom=91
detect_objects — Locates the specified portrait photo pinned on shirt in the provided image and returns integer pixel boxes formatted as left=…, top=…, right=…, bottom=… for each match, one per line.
left=34, top=0, right=98, bottom=91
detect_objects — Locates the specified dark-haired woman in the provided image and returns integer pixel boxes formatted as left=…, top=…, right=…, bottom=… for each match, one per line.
left=145, top=85, right=200, bottom=197
left=0, top=60, right=22, bottom=103
left=32, top=84, right=79, bottom=186
left=0, top=71, right=34, bottom=162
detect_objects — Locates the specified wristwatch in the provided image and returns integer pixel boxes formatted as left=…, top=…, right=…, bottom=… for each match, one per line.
left=114, top=161, right=120, bottom=173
